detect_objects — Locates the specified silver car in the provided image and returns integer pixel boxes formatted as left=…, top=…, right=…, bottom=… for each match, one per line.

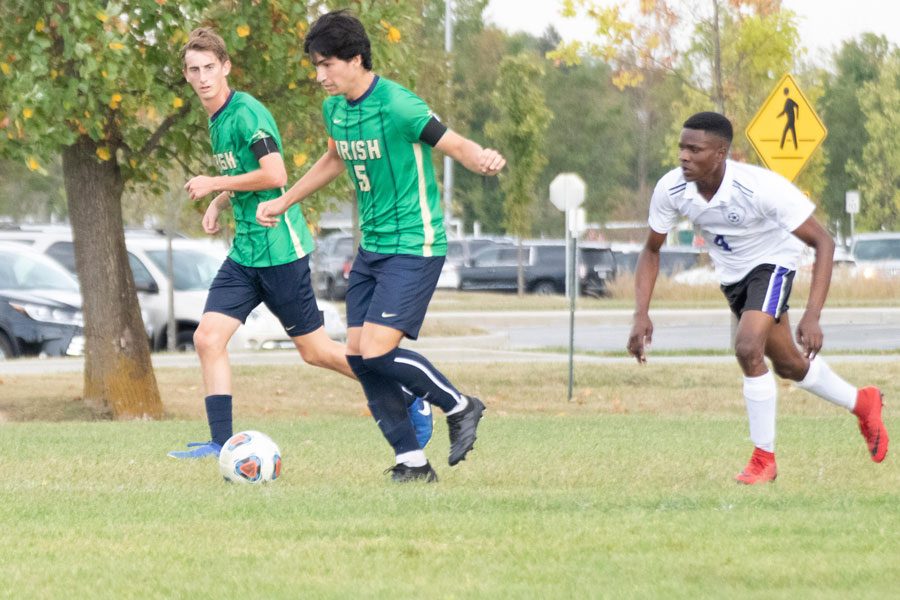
left=851, top=232, right=900, bottom=279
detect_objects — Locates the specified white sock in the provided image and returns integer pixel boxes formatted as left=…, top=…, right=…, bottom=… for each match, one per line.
left=744, top=371, right=777, bottom=452
left=396, top=450, right=427, bottom=467
left=795, top=356, right=857, bottom=411
left=445, top=395, right=469, bottom=416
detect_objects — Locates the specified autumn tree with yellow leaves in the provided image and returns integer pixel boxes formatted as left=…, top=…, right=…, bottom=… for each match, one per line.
left=0, top=0, right=413, bottom=418
left=549, top=0, right=801, bottom=199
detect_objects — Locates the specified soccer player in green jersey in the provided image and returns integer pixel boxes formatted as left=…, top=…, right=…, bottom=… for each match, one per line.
left=168, top=27, right=359, bottom=459
left=257, top=11, right=506, bottom=482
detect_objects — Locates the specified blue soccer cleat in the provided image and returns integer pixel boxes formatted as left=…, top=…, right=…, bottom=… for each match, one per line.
left=409, top=397, right=433, bottom=449
left=167, top=441, right=222, bottom=459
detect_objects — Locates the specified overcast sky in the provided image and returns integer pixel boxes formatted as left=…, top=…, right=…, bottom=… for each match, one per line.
left=483, top=0, right=899, bottom=63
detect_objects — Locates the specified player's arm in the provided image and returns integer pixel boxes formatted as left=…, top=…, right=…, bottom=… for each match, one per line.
left=185, top=138, right=288, bottom=200
left=627, top=229, right=666, bottom=364
left=434, top=129, right=506, bottom=176
left=791, top=216, right=835, bottom=358
left=256, top=140, right=345, bottom=227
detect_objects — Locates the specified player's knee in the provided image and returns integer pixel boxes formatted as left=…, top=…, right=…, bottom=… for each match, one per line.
left=193, top=326, right=226, bottom=355
left=297, top=345, right=328, bottom=368
left=734, top=338, right=764, bottom=368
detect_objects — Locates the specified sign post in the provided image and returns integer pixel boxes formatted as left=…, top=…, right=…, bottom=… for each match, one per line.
left=549, top=173, right=585, bottom=402
left=746, top=73, right=828, bottom=182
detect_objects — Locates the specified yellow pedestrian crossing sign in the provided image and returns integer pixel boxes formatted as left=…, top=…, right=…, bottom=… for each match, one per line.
left=746, top=73, right=827, bottom=182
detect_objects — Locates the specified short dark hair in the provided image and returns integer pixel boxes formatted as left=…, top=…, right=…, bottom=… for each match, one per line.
left=305, top=10, right=372, bottom=70
left=683, top=111, right=733, bottom=143
left=181, top=27, right=229, bottom=67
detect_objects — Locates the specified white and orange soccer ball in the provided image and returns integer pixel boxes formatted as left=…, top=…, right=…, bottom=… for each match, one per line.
left=218, top=430, right=282, bottom=484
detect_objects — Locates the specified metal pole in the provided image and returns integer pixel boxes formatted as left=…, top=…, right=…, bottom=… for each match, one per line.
left=564, top=209, right=571, bottom=296
left=442, top=1, right=454, bottom=228
left=165, top=186, right=177, bottom=352
left=568, top=228, right=576, bottom=402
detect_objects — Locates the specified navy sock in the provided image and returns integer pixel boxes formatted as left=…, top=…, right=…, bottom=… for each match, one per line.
left=347, top=355, right=420, bottom=454
left=363, top=348, right=461, bottom=413
left=205, top=394, right=233, bottom=447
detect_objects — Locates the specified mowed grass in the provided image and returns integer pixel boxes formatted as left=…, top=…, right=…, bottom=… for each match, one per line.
left=0, top=361, right=898, bottom=598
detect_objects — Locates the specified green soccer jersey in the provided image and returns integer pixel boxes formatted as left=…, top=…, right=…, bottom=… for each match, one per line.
left=322, top=77, right=447, bottom=257
left=209, top=90, right=315, bottom=267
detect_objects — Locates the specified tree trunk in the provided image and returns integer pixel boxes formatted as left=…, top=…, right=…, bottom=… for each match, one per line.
left=61, top=136, right=163, bottom=419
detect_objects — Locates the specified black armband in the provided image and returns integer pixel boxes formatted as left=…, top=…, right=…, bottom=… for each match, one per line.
left=250, top=136, right=280, bottom=160
left=419, top=116, right=448, bottom=147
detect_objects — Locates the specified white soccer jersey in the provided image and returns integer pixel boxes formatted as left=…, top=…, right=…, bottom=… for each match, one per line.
left=648, top=160, right=815, bottom=285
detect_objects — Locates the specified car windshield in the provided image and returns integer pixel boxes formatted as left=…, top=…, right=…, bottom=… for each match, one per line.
left=854, top=239, right=900, bottom=261
left=145, top=249, right=222, bottom=291
left=446, top=241, right=465, bottom=261
left=582, top=248, right=615, bottom=267
left=0, top=248, right=80, bottom=291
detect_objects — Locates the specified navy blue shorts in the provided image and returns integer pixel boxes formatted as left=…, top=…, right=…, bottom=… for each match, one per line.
left=345, top=248, right=444, bottom=340
left=204, top=256, right=323, bottom=336
left=721, top=263, right=795, bottom=322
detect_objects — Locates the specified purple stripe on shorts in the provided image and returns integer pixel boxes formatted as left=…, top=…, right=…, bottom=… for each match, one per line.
left=765, top=266, right=789, bottom=317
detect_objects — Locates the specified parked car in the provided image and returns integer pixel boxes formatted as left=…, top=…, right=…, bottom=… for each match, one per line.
left=458, top=241, right=617, bottom=296
left=611, top=244, right=705, bottom=276
left=851, top=232, right=900, bottom=279
left=0, top=242, right=84, bottom=359
left=0, top=227, right=346, bottom=350
left=438, top=236, right=515, bottom=289
left=311, top=232, right=356, bottom=300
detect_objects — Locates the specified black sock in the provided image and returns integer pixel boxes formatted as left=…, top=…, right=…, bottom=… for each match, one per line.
left=346, top=355, right=420, bottom=454
left=205, top=394, right=233, bottom=446
left=363, top=348, right=461, bottom=413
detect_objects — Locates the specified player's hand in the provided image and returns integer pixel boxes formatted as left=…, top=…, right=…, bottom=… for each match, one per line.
left=256, top=196, right=287, bottom=228
left=627, top=314, right=653, bottom=364
left=185, top=175, right=219, bottom=200
left=202, top=202, right=221, bottom=234
left=796, top=313, right=823, bottom=359
left=477, top=148, right=506, bottom=176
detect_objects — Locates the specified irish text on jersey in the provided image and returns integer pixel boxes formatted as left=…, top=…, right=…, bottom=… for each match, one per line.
left=215, top=151, right=237, bottom=171
left=335, top=139, right=382, bottom=161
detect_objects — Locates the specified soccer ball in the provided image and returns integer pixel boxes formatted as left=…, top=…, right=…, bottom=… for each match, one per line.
left=218, top=430, right=282, bottom=484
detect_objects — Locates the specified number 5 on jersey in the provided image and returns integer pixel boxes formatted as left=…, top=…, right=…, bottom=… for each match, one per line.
left=354, top=164, right=371, bottom=191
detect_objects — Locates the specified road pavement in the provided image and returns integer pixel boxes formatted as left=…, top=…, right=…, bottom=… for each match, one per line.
left=1, top=307, right=896, bottom=376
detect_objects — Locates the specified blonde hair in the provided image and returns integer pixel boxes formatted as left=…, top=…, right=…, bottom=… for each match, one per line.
left=181, top=27, right=230, bottom=67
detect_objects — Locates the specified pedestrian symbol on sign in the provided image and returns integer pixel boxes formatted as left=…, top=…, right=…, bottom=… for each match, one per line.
left=778, top=88, right=799, bottom=150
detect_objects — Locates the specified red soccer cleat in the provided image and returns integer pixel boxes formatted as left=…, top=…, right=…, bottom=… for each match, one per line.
left=735, top=447, right=777, bottom=485
left=853, top=386, right=889, bottom=463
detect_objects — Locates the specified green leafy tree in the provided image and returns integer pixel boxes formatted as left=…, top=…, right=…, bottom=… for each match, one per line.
left=0, top=0, right=414, bottom=417
left=445, top=24, right=507, bottom=233
left=848, top=50, right=900, bottom=231
left=485, top=54, right=551, bottom=294
left=820, top=34, right=891, bottom=237
left=550, top=1, right=801, bottom=186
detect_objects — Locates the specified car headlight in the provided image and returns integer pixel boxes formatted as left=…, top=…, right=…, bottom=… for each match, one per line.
left=9, top=302, right=84, bottom=326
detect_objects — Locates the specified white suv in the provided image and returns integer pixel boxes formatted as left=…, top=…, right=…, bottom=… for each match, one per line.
left=0, top=227, right=346, bottom=350
left=851, top=232, right=900, bottom=279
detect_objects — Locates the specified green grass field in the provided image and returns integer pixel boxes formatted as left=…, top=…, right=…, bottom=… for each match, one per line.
left=1, top=361, right=897, bottom=598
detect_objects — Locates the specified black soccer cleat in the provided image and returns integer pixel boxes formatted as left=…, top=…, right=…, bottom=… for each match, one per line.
left=447, top=396, right=485, bottom=466
left=386, top=462, right=438, bottom=483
